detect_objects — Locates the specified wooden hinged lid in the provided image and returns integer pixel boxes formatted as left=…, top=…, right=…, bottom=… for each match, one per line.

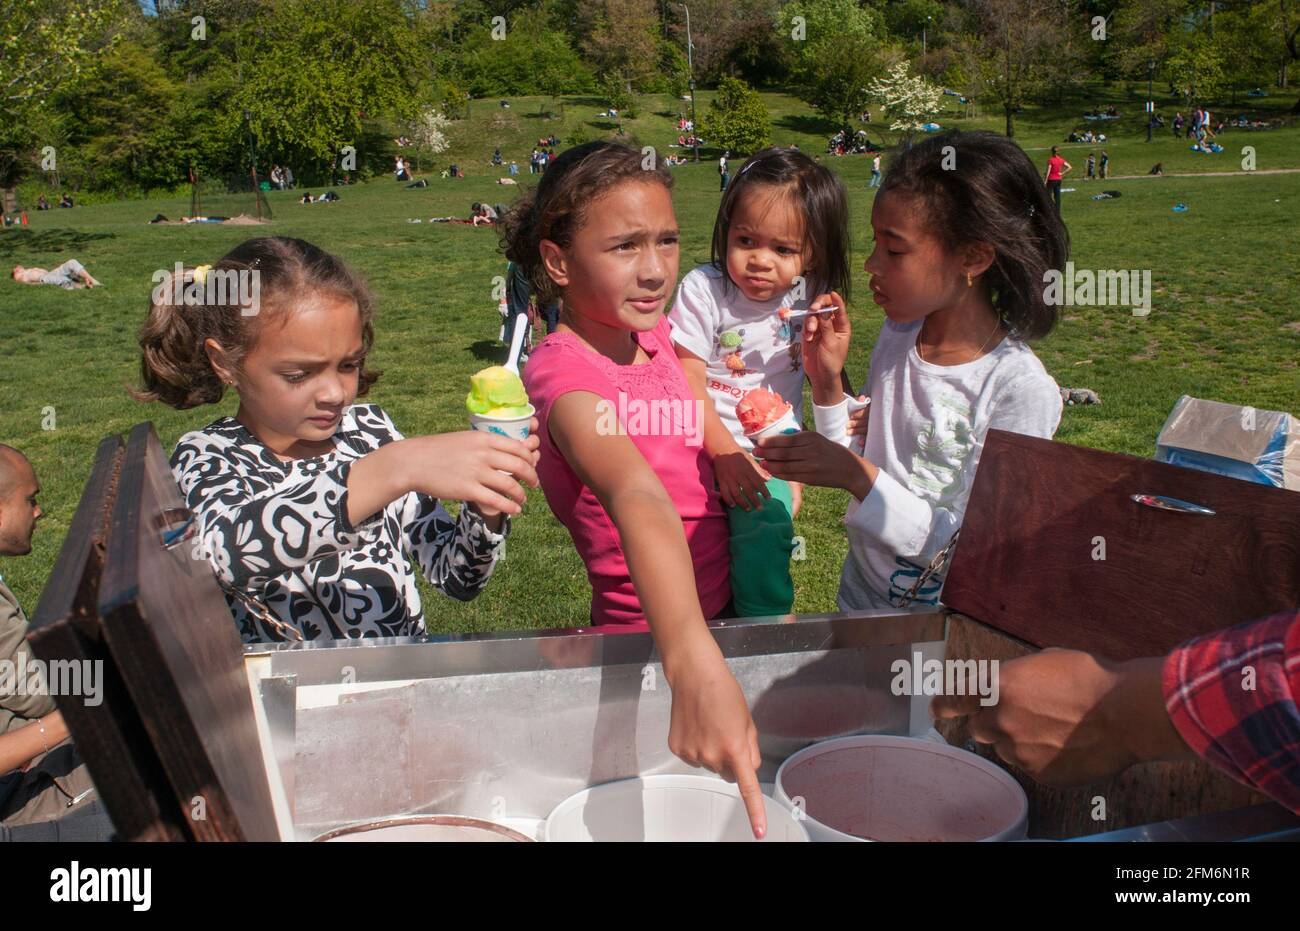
left=27, top=435, right=189, bottom=841
left=942, top=430, right=1300, bottom=660
left=31, top=423, right=278, bottom=840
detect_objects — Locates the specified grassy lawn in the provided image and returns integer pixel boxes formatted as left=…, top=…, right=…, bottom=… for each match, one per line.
left=2, top=87, right=1297, bottom=629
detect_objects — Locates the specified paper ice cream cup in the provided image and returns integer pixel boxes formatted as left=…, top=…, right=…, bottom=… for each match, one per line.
left=745, top=406, right=801, bottom=452
left=469, top=403, right=535, bottom=441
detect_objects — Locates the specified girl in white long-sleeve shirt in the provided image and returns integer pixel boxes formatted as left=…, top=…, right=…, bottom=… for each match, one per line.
left=757, top=130, right=1067, bottom=610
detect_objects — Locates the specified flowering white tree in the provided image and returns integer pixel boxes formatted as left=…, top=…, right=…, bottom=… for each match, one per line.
left=405, top=107, right=451, bottom=172
left=868, top=62, right=944, bottom=147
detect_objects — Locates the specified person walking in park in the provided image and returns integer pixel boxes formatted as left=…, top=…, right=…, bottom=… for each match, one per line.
left=1085, top=151, right=1095, bottom=181
left=1044, top=146, right=1071, bottom=212
left=870, top=153, right=882, bottom=187
left=719, top=152, right=730, bottom=191
left=1098, top=150, right=1109, bottom=180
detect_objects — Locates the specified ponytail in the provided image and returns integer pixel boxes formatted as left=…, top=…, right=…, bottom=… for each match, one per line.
left=133, top=237, right=382, bottom=409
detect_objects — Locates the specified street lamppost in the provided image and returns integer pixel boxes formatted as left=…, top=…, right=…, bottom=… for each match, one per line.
left=1146, top=58, right=1155, bottom=143
left=682, top=3, right=698, bottom=163
left=922, top=15, right=931, bottom=62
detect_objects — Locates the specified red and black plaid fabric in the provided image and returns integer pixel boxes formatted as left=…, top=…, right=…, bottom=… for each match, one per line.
left=1163, top=609, right=1300, bottom=814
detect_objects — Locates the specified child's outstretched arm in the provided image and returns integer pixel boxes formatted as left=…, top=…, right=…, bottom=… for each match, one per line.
left=549, top=388, right=767, bottom=838
left=760, top=373, right=1060, bottom=572
left=673, top=344, right=771, bottom=511
left=175, top=430, right=537, bottom=591
left=395, top=417, right=542, bottom=602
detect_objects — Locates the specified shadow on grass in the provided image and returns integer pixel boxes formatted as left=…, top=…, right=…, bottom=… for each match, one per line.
left=0, top=228, right=116, bottom=257
left=775, top=113, right=840, bottom=137
left=467, top=339, right=506, bottom=363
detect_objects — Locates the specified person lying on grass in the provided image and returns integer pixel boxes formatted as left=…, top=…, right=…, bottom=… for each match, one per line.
left=11, top=261, right=101, bottom=289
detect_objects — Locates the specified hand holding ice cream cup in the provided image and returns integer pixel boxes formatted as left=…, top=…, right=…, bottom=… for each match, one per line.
left=467, top=365, right=536, bottom=441
left=738, top=388, right=801, bottom=456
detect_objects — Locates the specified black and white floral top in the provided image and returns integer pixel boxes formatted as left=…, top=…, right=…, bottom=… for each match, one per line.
left=171, top=403, right=509, bottom=643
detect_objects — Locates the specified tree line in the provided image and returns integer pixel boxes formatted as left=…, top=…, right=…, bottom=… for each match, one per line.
left=2, top=0, right=1295, bottom=200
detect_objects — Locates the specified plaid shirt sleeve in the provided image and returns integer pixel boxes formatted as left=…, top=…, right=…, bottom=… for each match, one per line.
left=1162, top=610, right=1300, bottom=814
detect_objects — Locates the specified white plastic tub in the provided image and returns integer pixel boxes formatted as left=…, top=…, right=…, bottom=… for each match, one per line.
left=314, top=815, right=533, bottom=842
left=775, top=735, right=1028, bottom=842
left=544, top=775, right=810, bottom=842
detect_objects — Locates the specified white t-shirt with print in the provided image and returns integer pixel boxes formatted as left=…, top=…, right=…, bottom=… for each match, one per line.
left=669, top=265, right=810, bottom=451
left=812, top=318, right=1062, bottom=610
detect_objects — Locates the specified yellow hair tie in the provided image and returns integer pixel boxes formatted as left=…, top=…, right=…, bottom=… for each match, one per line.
left=193, top=264, right=212, bottom=285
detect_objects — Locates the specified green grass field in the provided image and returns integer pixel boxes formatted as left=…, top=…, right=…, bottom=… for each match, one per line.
left=2, top=86, right=1298, bottom=629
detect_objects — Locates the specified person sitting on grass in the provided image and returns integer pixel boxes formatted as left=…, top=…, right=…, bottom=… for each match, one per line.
left=470, top=202, right=498, bottom=227
left=34, top=195, right=49, bottom=211
left=57, top=194, right=73, bottom=208
left=11, top=261, right=101, bottom=289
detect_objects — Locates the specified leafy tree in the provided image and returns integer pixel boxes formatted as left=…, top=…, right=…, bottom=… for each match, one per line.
left=1166, top=34, right=1226, bottom=106
left=699, top=75, right=770, bottom=153
left=793, top=31, right=886, bottom=139
left=50, top=39, right=179, bottom=193
left=868, top=61, right=943, bottom=147
left=236, top=0, right=425, bottom=177
left=778, top=0, right=884, bottom=74
left=581, top=0, right=659, bottom=89
left=601, top=73, right=637, bottom=120
left=0, top=0, right=123, bottom=198
left=403, top=106, right=452, bottom=172
left=964, top=0, right=1059, bottom=138
left=451, top=10, right=595, bottom=99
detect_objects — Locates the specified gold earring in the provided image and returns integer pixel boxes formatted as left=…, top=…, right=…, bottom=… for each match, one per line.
left=966, top=272, right=974, bottom=288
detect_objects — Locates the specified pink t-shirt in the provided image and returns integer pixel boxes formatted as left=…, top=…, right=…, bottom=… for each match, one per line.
left=1046, top=155, right=1066, bottom=181
left=523, top=316, right=731, bottom=626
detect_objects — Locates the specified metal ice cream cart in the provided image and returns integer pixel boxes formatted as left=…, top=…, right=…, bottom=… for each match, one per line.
left=25, top=423, right=1300, bottom=841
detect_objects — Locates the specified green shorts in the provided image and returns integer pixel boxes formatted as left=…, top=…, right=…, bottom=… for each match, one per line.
left=726, top=477, right=795, bottom=618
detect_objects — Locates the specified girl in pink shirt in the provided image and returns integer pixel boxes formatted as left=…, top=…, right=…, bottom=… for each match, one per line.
left=506, top=141, right=766, bottom=837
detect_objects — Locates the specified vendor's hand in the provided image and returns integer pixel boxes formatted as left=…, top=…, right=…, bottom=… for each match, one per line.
left=408, top=430, right=540, bottom=516
left=666, top=647, right=766, bottom=839
left=802, top=292, right=851, bottom=392
left=931, top=649, right=1193, bottom=788
left=756, top=429, right=872, bottom=498
left=714, top=448, right=771, bottom=511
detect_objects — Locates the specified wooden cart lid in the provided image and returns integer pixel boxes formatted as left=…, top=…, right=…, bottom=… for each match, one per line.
left=90, top=422, right=279, bottom=840
left=27, top=434, right=190, bottom=841
left=942, top=430, right=1300, bottom=660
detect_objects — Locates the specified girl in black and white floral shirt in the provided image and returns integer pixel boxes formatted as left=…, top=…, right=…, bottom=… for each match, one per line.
left=135, top=237, right=540, bottom=642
